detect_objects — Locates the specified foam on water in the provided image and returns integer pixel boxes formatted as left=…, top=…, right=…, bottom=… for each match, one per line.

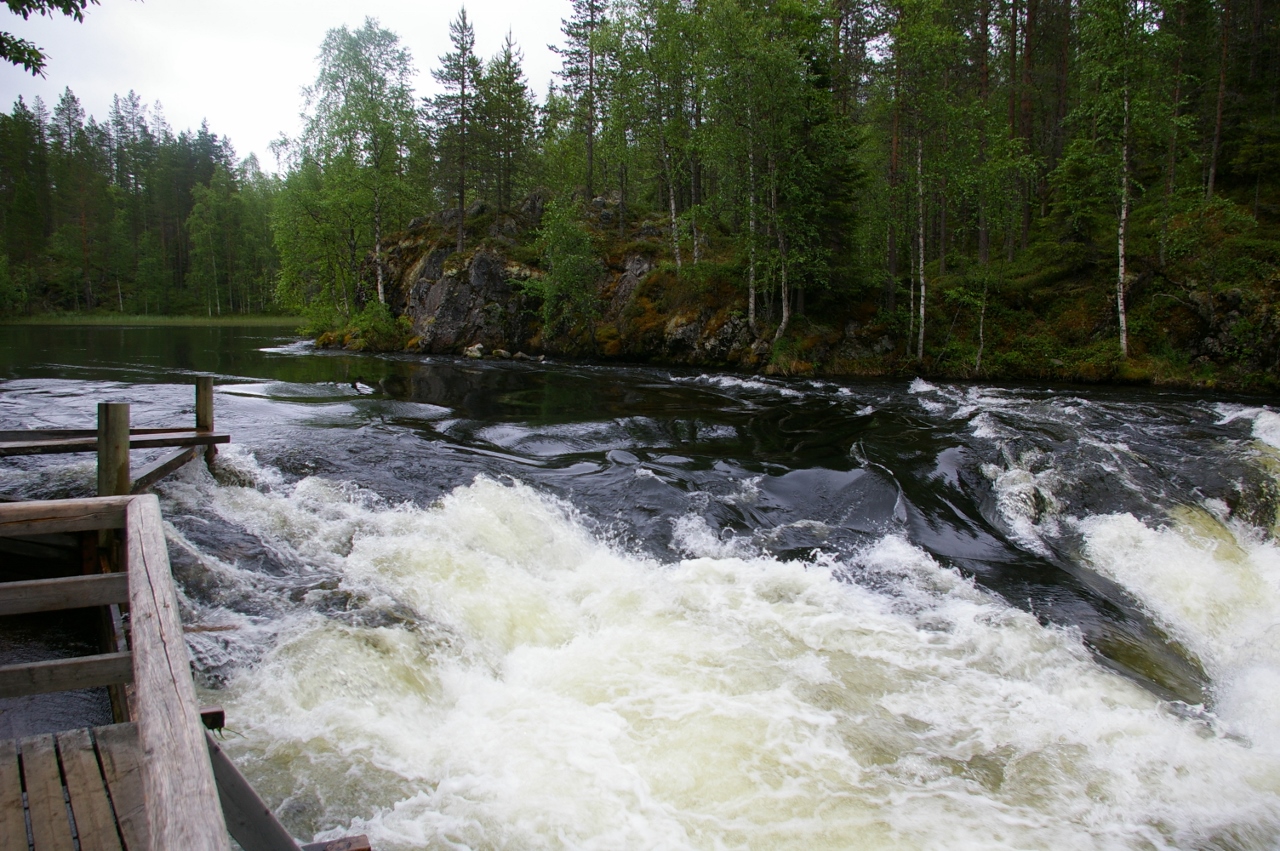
left=1078, top=507, right=1280, bottom=754
left=679, top=373, right=805, bottom=398
left=179, top=453, right=1280, bottom=849
left=1217, top=404, right=1280, bottom=452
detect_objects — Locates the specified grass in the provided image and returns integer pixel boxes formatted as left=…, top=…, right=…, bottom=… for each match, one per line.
left=0, top=313, right=304, bottom=328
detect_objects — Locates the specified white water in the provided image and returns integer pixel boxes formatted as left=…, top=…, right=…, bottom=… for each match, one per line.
left=160, top=448, right=1280, bottom=850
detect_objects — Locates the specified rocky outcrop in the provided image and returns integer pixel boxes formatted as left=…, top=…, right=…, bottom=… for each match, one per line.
left=367, top=200, right=903, bottom=375
left=403, top=250, right=539, bottom=354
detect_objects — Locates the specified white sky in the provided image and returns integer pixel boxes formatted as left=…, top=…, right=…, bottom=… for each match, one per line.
left=0, top=0, right=568, bottom=170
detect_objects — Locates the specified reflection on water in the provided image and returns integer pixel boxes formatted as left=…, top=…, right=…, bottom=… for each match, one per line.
left=3, top=326, right=1280, bottom=848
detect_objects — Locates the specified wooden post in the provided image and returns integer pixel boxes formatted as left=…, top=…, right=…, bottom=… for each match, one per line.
left=97, top=403, right=131, bottom=498
left=195, top=377, right=216, bottom=472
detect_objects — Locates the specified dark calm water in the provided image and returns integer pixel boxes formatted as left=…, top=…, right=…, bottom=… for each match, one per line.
left=3, top=323, right=1279, bottom=849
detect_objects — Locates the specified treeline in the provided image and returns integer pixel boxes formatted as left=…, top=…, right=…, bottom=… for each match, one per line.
left=3, top=0, right=1277, bottom=374
left=276, top=0, right=1279, bottom=366
left=0, top=89, right=278, bottom=315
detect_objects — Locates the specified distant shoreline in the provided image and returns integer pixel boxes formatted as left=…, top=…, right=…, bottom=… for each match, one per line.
left=0, top=315, right=304, bottom=328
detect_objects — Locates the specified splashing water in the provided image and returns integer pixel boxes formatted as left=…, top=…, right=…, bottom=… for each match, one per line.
left=161, top=451, right=1280, bottom=850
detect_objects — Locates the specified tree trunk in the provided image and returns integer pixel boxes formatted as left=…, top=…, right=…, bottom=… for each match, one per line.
left=374, top=188, right=385, bottom=304
left=885, top=61, right=902, bottom=312
left=975, top=278, right=988, bottom=373
left=978, top=0, right=991, bottom=266
left=917, top=140, right=926, bottom=363
left=1206, top=0, right=1231, bottom=200
left=1020, top=0, right=1036, bottom=249
left=662, top=141, right=682, bottom=269
left=770, top=156, right=790, bottom=345
left=1117, top=84, right=1131, bottom=359
left=748, top=148, right=758, bottom=334
left=1161, top=0, right=1187, bottom=266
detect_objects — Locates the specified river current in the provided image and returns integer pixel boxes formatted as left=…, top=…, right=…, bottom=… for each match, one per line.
left=2, top=324, right=1280, bottom=849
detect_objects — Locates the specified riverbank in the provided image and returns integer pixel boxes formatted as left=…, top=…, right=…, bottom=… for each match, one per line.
left=0, top=314, right=304, bottom=328
left=294, top=196, right=1279, bottom=396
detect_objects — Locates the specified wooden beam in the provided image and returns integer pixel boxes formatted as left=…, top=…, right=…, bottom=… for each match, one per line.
left=99, top=403, right=132, bottom=498
left=0, top=572, right=129, bottom=616
left=0, top=430, right=230, bottom=458
left=0, top=497, right=130, bottom=538
left=126, top=495, right=229, bottom=851
left=206, top=731, right=302, bottom=851
left=195, top=377, right=216, bottom=469
left=0, top=651, right=133, bottom=698
left=0, top=427, right=203, bottom=442
left=131, top=446, right=200, bottom=494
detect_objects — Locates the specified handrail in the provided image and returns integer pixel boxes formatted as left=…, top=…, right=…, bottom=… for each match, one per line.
left=125, top=494, right=230, bottom=851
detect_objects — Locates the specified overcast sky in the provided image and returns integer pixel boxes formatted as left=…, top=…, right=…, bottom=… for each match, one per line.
left=0, top=0, right=568, bottom=170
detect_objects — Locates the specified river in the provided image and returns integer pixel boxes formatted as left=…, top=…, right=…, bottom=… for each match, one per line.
left=2, top=323, right=1279, bottom=849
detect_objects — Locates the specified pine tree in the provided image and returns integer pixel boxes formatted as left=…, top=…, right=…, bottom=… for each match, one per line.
left=433, top=7, right=483, bottom=254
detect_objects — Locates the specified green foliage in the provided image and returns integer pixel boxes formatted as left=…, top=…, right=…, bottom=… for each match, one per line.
left=525, top=199, right=602, bottom=330
left=1, top=0, right=97, bottom=76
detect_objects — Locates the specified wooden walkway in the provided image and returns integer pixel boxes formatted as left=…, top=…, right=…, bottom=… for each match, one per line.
left=2, top=723, right=148, bottom=851
left=0, top=496, right=369, bottom=851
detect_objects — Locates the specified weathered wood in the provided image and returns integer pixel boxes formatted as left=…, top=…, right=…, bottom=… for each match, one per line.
left=200, top=706, right=226, bottom=731
left=57, top=727, right=125, bottom=851
left=206, top=731, right=302, bottom=851
left=0, top=651, right=133, bottom=698
left=0, top=431, right=230, bottom=458
left=0, top=496, right=130, bottom=537
left=130, top=446, right=199, bottom=494
left=195, top=377, right=216, bottom=470
left=300, top=837, right=373, bottom=851
left=0, top=738, right=26, bottom=851
left=98, top=403, right=132, bottom=498
left=0, top=572, right=130, bottom=616
left=0, top=427, right=199, bottom=442
left=126, top=495, right=228, bottom=851
left=95, top=723, right=149, bottom=851
left=20, top=732, right=76, bottom=850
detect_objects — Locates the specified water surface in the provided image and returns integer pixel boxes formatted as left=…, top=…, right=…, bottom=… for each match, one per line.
left=2, top=324, right=1279, bottom=849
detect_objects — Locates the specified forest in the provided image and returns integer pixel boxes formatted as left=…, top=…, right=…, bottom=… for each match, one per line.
left=1, top=0, right=1278, bottom=383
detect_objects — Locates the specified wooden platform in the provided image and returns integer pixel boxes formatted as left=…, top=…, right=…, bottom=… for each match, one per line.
left=1, top=723, right=148, bottom=851
left=0, top=497, right=372, bottom=851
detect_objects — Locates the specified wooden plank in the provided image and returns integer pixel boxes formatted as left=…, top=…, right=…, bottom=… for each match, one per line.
left=206, top=731, right=301, bottom=851
left=57, top=728, right=123, bottom=851
left=19, top=733, right=75, bottom=850
left=130, top=446, right=199, bottom=495
left=126, top=495, right=228, bottom=851
left=98, top=404, right=132, bottom=498
left=0, top=432, right=230, bottom=458
left=0, top=573, right=130, bottom=617
left=0, top=428, right=211, bottom=442
left=94, top=724, right=149, bottom=851
left=196, top=377, right=217, bottom=470
left=0, top=738, right=27, bottom=851
left=0, top=652, right=133, bottom=698
left=0, top=497, right=131, bottom=537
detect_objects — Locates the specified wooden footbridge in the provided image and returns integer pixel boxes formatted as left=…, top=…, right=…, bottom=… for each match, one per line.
left=0, top=380, right=369, bottom=851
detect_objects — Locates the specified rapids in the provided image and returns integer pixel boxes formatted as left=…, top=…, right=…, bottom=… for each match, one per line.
left=2, top=324, right=1279, bottom=849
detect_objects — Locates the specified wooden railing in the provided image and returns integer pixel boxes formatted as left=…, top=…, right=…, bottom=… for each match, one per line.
left=0, top=495, right=229, bottom=851
left=0, top=376, right=230, bottom=496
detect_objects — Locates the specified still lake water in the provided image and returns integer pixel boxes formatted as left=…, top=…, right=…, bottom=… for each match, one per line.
left=2, top=323, right=1280, bottom=849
